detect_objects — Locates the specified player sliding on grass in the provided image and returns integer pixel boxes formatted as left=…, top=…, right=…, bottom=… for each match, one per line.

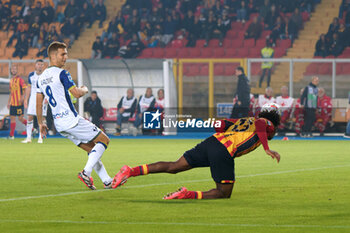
left=36, top=42, right=113, bottom=190
left=112, top=103, right=282, bottom=199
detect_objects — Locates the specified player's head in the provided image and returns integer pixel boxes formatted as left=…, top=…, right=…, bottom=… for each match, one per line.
left=47, top=41, right=68, bottom=68
left=311, top=76, right=319, bottom=86
left=258, top=103, right=281, bottom=129
left=145, top=87, right=153, bottom=97
left=35, top=59, right=44, bottom=74
left=127, top=88, right=134, bottom=98
left=280, top=86, right=288, bottom=97
left=10, top=65, right=18, bottom=76
left=235, top=66, right=244, bottom=76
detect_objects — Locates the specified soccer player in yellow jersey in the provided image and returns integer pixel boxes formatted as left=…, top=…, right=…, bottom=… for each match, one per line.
left=7, top=65, right=27, bottom=139
left=112, top=104, right=282, bottom=199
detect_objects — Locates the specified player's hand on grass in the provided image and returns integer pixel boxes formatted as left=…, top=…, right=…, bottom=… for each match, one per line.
left=265, top=149, right=281, bottom=163
left=39, top=123, right=48, bottom=139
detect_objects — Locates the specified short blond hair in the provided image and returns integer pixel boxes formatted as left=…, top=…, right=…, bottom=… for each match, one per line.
left=47, top=41, right=67, bottom=57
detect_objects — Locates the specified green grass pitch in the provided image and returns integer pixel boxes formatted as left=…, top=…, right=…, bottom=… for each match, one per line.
left=0, top=138, right=349, bottom=233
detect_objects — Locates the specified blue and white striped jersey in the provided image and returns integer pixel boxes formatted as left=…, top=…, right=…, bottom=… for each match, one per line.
left=37, top=66, right=78, bottom=132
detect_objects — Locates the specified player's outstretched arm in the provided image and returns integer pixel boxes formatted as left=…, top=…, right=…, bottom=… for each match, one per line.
left=70, top=86, right=89, bottom=98
left=255, top=119, right=281, bottom=163
left=265, top=149, right=281, bottom=163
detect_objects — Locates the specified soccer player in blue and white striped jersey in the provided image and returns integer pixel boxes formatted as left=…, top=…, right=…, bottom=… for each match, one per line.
left=36, top=42, right=112, bottom=190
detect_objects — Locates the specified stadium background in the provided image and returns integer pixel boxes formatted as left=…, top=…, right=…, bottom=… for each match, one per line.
left=0, top=1, right=350, bottom=233
left=0, top=0, right=349, bottom=135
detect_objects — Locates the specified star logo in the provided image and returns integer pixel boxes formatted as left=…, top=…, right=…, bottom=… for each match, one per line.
left=143, top=110, right=161, bottom=129
left=150, top=110, right=161, bottom=122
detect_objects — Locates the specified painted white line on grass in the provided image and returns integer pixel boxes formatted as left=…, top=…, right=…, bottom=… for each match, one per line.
left=0, top=189, right=109, bottom=202
left=0, top=164, right=349, bottom=203
left=0, top=219, right=349, bottom=229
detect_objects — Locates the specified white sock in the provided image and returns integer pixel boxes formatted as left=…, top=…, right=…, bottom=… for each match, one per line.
left=26, top=120, right=33, bottom=140
left=94, top=160, right=112, bottom=184
left=39, top=131, right=42, bottom=140
left=84, top=143, right=106, bottom=177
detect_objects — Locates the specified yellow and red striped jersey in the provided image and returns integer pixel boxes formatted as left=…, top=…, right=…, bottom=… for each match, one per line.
left=9, top=76, right=27, bottom=106
left=213, top=117, right=275, bottom=158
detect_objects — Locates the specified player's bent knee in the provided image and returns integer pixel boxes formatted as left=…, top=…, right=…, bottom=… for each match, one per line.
left=101, top=132, right=110, bottom=145
left=104, top=136, right=110, bottom=145
left=222, top=191, right=232, bottom=198
left=216, top=183, right=234, bottom=198
left=215, top=189, right=231, bottom=199
left=94, top=132, right=110, bottom=146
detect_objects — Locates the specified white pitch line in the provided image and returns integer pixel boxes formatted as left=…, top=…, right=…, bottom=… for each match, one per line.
left=0, top=164, right=349, bottom=203
left=0, top=219, right=349, bottom=229
left=0, top=189, right=110, bottom=202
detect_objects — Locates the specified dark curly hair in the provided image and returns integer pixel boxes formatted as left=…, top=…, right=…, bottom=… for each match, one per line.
left=258, top=110, right=281, bottom=128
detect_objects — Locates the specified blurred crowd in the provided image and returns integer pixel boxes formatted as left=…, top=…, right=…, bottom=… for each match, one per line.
left=0, top=0, right=106, bottom=58
left=314, top=0, right=350, bottom=57
left=91, top=0, right=321, bottom=59
left=2, top=0, right=350, bottom=59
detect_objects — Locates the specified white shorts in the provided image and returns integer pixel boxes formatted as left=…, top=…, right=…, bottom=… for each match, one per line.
left=27, top=96, right=48, bottom=116
left=59, top=117, right=101, bottom=146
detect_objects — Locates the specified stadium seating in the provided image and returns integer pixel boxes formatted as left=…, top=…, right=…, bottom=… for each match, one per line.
left=177, top=48, right=190, bottom=58
left=258, top=0, right=344, bottom=96
left=68, top=0, right=125, bottom=59
left=187, top=48, right=201, bottom=58
left=213, top=48, right=225, bottom=58
left=214, top=63, right=225, bottom=76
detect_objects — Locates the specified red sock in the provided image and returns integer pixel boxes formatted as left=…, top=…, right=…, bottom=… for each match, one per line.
left=131, top=164, right=149, bottom=177
left=185, top=191, right=203, bottom=199
left=22, top=119, right=27, bottom=125
left=10, top=122, right=16, bottom=137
